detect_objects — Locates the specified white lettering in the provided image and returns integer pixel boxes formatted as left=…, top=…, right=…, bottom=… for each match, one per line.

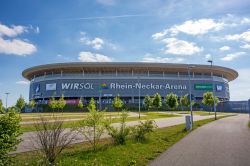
left=62, top=83, right=71, bottom=90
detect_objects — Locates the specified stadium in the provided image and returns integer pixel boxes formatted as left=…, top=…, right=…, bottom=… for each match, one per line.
left=22, top=62, right=238, bottom=106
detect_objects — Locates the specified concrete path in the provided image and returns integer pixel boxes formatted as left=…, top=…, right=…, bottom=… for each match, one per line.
left=149, top=114, right=250, bottom=166
left=13, top=114, right=224, bottom=154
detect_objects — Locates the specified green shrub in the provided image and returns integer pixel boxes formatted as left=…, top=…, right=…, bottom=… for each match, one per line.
left=105, top=110, right=130, bottom=145
left=132, top=120, right=157, bottom=142
left=0, top=108, right=21, bottom=165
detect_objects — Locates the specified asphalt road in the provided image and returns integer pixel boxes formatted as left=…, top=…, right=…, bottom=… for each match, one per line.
left=149, top=114, right=250, bottom=166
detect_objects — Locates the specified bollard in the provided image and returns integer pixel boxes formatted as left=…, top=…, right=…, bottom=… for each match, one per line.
left=185, top=115, right=192, bottom=130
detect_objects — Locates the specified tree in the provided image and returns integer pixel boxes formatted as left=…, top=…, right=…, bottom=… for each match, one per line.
left=78, top=97, right=84, bottom=112
left=165, top=93, right=179, bottom=111
left=28, top=99, right=36, bottom=112
left=112, top=95, right=123, bottom=112
left=87, top=98, right=96, bottom=112
left=152, top=93, right=162, bottom=110
left=180, top=94, right=189, bottom=111
left=57, top=94, right=66, bottom=112
left=33, top=116, right=76, bottom=165
left=202, top=92, right=219, bottom=114
left=76, top=108, right=107, bottom=151
left=48, top=96, right=57, bottom=113
left=15, top=95, right=26, bottom=112
left=0, top=108, right=21, bottom=165
left=0, top=99, right=4, bottom=114
left=144, top=95, right=153, bottom=111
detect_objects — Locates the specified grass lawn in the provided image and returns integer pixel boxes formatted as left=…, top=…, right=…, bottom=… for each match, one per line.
left=14, top=115, right=233, bottom=166
left=248, top=121, right=250, bottom=128
left=20, top=112, right=180, bottom=132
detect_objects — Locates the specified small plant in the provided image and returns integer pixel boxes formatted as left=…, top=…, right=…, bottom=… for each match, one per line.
left=165, top=93, right=179, bottom=111
left=87, top=97, right=96, bottom=111
left=202, top=92, right=219, bottom=114
left=78, top=97, right=84, bottom=112
left=132, top=120, right=157, bottom=142
left=76, top=99, right=107, bottom=150
left=112, top=95, right=124, bottom=112
left=105, top=110, right=130, bottom=145
left=48, top=96, right=57, bottom=113
left=0, top=108, right=21, bottom=165
left=0, top=99, right=5, bottom=114
left=180, top=94, right=189, bottom=111
left=33, top=116, right=76, bottom=165
left=15, top=95, right=26, bottom=112
left=28, top=99, right=36, bottom=112
left=129, top=159, right=137, bottom=166
left=144, top=95, right=153, bottom=111
left=152, top=93, right=162, bottom=110
left=57, top=94, right=66, bottom=112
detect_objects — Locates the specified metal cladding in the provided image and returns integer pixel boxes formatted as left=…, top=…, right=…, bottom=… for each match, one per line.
left=22, top=62, right=238, bottom=103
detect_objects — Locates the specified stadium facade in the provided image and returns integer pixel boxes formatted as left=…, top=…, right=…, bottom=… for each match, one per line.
left=22, top=62, right=238, bottom=105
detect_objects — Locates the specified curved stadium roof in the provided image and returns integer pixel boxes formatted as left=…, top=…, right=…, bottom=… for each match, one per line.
left=22, top=62, right=238, bottom=81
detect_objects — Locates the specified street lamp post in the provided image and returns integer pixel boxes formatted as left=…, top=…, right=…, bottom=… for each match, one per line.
left=207, top=60, right=217, bottom=120
left=99, top=89, right=102, bottom=110
left=5, top=92, right=10, bottom=110
left=138, top=77, right=141, bottom=119
left=188, top=66, right=195, bottom=129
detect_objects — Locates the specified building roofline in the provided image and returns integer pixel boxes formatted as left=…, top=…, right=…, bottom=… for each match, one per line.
left=22, top=62, right=238, bottom=81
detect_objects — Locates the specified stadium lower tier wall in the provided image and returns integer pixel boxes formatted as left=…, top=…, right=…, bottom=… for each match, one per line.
left=29, top=78, right=230, bottom=101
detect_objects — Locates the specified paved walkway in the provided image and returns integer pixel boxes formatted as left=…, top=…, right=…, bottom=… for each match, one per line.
left=149, top=114, right=250, bottom=166
left=13, top=114, right=224, bottom=154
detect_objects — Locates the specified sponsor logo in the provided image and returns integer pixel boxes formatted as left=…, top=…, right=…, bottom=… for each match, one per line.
left=216, top=84, right=223, bottom=91
left=46, top=83, right=57, bottom=91
left=194, top=84, right=213, bottom=90
left=61, top=83, right=94, bottom=90
left=34, top=84, right=40, bottom=93
left=100, top=83, right=109, bottom=89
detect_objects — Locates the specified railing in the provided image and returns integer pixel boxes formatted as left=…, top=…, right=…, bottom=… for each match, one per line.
left=31, top=73, right=228, bottom=83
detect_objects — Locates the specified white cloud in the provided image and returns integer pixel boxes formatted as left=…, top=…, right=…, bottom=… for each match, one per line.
left=220, top=52, right=245, bottom=61
left=0, top=23, right=27, bottom=37
left=240, top=17, right=250, bottom=24
left=80, top=35, right=104, bottom=50
left=240, top=44, right=250, bottom=49
left=78, top=51, right=113, bottom=62
left=91, top=38, right=104, bottom=50
left=79, top=32, right=116, bottom=50
left=205, top=54, right=212, bottom=60
left=141, top=54, right=184, bottom=63
left=0, top=23, right=37, bottom=56
left=152, top=30, right=168, bottom=40
left=219, top=46, right=230, bottom=51
left=16, top=80, right=29, bottom=85
left=224, top=29, right=250, bottom=42
left=162, top=38, right=202, bottom=55
left=172, top=19, right=224, bottom=35
left=229, top=68, right=250, bottom=101
left=0, top=38, right=37, bottom=56
left=152, top=19, right=224, bottom=39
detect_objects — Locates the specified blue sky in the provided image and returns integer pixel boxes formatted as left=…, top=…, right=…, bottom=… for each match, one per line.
left=0, top=0, right=250, bottom=106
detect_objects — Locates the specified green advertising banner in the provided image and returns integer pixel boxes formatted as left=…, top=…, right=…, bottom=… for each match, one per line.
left=194, top=84, right=213, bottom=90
